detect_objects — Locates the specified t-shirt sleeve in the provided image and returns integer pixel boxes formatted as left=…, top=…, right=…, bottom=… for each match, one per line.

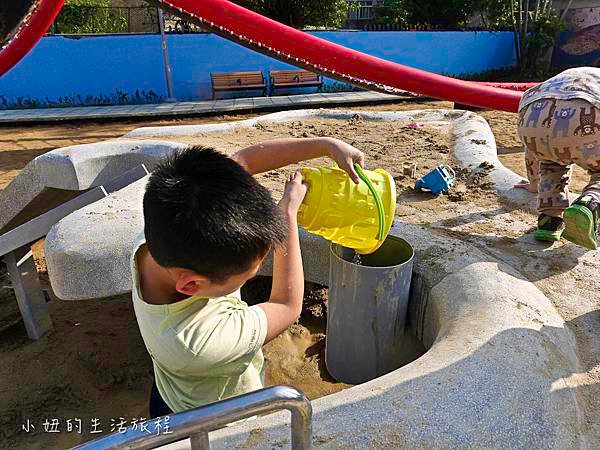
left=182, top=301, right=268, bottom=376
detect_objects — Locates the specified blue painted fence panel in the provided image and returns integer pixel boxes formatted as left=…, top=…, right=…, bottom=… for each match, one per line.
left=0, top=31, right=517, bottom=109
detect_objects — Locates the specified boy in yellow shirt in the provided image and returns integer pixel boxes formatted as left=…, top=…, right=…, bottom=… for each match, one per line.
left=131, top=138, right=364, bottom=417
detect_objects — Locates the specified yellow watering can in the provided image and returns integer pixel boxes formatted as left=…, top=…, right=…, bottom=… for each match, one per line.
left=298, top=164, right=396, bottom=254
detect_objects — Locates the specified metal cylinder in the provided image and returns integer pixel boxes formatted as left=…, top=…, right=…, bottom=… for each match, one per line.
left=327, top=235, right=414, bottom=384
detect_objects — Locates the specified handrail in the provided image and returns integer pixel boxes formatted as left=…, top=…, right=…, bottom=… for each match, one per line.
left=72, top=385, right=312, bottom=450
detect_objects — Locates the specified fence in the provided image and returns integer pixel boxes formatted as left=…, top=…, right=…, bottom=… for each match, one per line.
left=360, top=23, right=514, bottom=31
left=49, top=5, right=514, bottom=35
left=49, top=6, right=206, bottom=35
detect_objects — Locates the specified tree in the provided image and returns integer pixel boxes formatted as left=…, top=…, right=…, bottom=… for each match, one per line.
left=55, top=0, right=129, bottom=34
left=375, top=0, right=477, bottom=28
left=373, top=0, right=408, bottom=25
left=476, top=0, right=567, bottom=76
left=515, top=1, right=567, bottom=76
left=404, top=0, right=476, bottom=27
left=375, top=0, right=568, bottom=76
left=232, top=0, right=348, bottom=29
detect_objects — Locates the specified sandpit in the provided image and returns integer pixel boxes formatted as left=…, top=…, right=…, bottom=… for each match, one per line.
left=1, top=107, right=598, bottom=449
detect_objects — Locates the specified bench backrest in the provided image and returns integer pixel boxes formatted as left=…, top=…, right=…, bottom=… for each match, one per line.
left=211, top=71, right=265, bottom=88
left=270, top=70, right=320, bottom=84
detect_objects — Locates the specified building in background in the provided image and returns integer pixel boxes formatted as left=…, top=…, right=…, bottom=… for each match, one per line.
left=346, top=0, right=378, bottom=28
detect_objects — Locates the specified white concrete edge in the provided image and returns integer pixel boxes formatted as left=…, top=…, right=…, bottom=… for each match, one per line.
left=124, top=107, right=540, bottom=210
left=33, top=140, right=188, bottom=191
left=0, top=140, right=189, bottom=231
left=451, top=111, right=538, bottom=212
left=123, top=109, right=455, bottom=138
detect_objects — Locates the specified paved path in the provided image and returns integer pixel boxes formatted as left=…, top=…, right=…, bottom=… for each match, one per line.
left=0, top=91, right=412, bottom=124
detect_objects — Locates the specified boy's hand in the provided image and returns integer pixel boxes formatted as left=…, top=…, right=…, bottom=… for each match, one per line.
left=278, top=171, right=307, bottom=215
left=324, top=138, right=366, bottom=184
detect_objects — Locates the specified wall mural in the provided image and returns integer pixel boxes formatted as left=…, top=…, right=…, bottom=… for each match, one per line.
left=553, top=6, right=600, bottom=67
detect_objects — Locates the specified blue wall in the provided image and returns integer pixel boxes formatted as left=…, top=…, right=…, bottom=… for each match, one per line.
left=0, top=31, right=517, bottom=109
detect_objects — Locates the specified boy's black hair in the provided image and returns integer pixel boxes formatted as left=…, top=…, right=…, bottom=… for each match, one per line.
left=143, top=146, right=287, bottom=282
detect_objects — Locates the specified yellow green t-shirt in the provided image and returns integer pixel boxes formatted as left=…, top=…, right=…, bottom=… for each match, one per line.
left=130, top=235, right=268, bottom=413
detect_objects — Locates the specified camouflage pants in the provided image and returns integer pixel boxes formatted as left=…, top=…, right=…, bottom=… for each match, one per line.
left=518, top=98, right=600, bottom=217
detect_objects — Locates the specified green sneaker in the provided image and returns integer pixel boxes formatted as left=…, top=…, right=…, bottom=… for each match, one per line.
left=563, top=195, right=599, bottom=250
left=534, top=214, right=565, bottom=242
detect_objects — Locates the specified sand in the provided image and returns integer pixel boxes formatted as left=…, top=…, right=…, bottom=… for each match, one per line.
left=242, top=277, right=353, bottom=400
left=0, top=113, right=258, bottom=190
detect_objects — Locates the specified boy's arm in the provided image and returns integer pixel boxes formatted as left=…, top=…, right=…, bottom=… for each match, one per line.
left=258, top=172, right=306, bottom=342
left=232, top=137, right=365, bottom=184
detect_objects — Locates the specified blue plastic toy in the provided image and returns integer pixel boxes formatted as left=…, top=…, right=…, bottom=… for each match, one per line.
left=415, top=165, right=456, bottom=195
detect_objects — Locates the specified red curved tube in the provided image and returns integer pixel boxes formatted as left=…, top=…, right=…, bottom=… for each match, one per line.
left=0, top=0, right=64, bottom=76
left=153, top=0, right=524, bottom=112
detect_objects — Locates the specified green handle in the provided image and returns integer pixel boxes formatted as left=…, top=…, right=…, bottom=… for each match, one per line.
left=354, top=164, right=385, bottom=241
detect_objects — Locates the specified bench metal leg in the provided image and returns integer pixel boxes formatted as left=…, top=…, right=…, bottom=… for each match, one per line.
left=190, top=431, right=210, bottom=450
left=4, top=246, right=52, bottom=340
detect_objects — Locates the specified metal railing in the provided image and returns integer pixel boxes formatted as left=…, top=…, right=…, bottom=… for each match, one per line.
left=72, top=386, right=312, bottom=450
left=47, top=4, right=512, bottom=34
left=49, top=6, right=205, bottom=35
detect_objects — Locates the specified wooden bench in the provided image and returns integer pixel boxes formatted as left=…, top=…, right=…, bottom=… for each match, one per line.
left=269, top=70, right=323, bottom=95
left=210, top=71, right=267, bottom=99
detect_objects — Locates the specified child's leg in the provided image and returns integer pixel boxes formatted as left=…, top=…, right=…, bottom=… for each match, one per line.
left=533, top=160, right=571, bottom=241
left=564, top=100, right=600, bottom=249
left=516, top=103, right=549, bottom=193
left=524, top=145, right=540, bottom=192
left=149, top=380, right=173, bottom=419
left=583, top=171, right=600, bottom=203
left=563, top=170, right=600, bottom=250
left=537, top=161, right=572, bottom=217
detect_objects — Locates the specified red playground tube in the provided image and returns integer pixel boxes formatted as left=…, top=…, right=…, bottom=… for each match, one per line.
left=0, top=0, right=64, bottom=76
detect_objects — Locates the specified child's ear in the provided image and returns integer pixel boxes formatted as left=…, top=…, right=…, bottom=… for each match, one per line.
left=175, top=271, right=209, bottom=296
